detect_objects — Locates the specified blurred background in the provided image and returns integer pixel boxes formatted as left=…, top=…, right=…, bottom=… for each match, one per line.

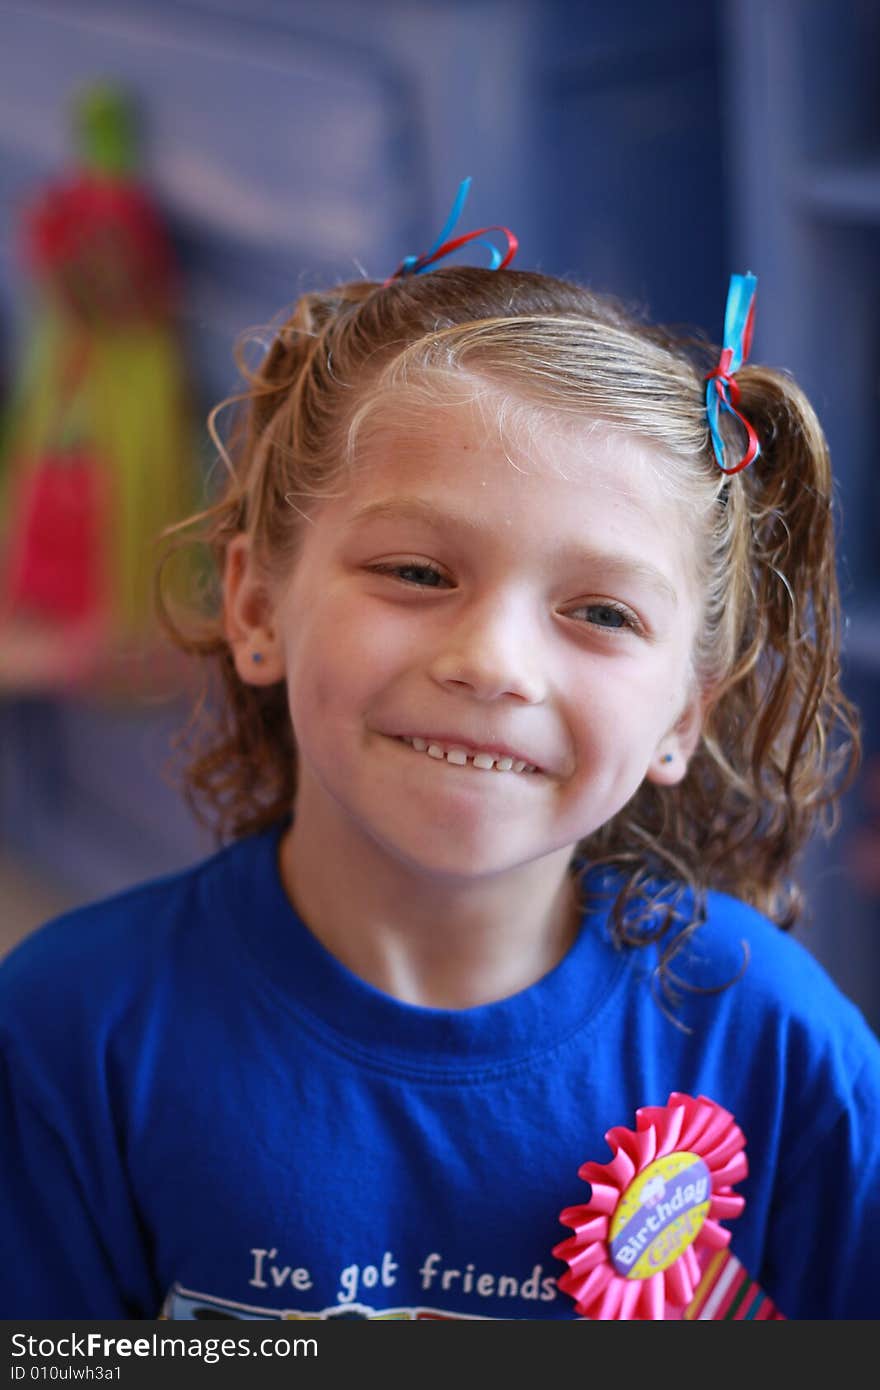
left=0, top=0, right=878, bottom=1034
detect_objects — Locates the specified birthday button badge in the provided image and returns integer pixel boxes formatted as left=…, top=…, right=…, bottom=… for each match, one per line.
left=608, top=1150, right=711, bottom=1278
left=553, top=1092, right=749, bottom=1320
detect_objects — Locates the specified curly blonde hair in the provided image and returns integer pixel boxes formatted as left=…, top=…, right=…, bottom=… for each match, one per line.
left=159, top=267, right=860, bottom=984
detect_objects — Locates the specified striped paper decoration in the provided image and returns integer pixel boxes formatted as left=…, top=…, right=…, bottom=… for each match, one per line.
left=683, top=1248, right=785, bottom=1320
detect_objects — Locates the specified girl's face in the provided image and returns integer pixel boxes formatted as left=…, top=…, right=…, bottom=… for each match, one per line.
left=230, top=395, right=704, bottom=883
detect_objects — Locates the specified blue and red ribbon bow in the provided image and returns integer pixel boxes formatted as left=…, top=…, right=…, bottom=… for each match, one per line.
left=705, top=272, right=761, bottom=474
left=385, top=176, right=518, bottom=284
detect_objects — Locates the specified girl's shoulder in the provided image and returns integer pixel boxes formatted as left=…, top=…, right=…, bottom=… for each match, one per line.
left=0, top=824, right=282, bottom=1028
left=690, top=885, right=855, bottom=1002
left=595, top=867, right=856, bottom=1017
left=658, top=882, right=880, bottom=1079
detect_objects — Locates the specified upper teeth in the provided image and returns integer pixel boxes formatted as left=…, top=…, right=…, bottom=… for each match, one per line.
left=400, top=736, right=536, bottom=773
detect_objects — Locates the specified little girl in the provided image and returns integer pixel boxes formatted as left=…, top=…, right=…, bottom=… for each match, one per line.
left=2, top=193, right=879, bottom=1321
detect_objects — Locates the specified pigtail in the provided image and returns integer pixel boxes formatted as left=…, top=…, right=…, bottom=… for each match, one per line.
left=702, top=366, right=860, bottom=921
left=580, top=363, right=861, bottom=995
left=593, top=364, right=861, bottom=959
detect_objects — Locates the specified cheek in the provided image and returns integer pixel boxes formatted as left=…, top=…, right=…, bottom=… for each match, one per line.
left=333, top=594, right=427, bottom=670
left=287, top=632, right=349, bottom=720
left=285, top=600, right=412, bottom=719
left=565, top=661, right=675, bottom=750
left=279, top=602, right=342, bottom=726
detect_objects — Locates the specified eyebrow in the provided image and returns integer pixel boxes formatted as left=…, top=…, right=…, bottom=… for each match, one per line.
left=346, top=497, right=680, bottom=608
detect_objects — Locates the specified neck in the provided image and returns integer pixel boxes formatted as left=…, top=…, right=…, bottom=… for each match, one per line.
left=278, top=799, right=581, bottom=1011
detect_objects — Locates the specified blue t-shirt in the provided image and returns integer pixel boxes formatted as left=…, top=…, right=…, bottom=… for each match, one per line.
left=1, top=823, right=878, bottom=1319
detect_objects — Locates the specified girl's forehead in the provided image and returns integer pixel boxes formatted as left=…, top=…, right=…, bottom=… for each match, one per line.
left=345, top=395, right=685, bottom=520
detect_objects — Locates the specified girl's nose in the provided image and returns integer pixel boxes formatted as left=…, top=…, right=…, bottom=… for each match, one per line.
left=428, top=597, right=547, bottom=704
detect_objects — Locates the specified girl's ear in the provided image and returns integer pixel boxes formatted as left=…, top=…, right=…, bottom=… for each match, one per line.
left=645, top=687, right=704, bottom=786
left=223, top=535, right=286, bottom=686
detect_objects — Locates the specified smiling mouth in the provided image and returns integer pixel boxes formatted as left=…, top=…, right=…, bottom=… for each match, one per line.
left=392, top=735, right=540, bottom=775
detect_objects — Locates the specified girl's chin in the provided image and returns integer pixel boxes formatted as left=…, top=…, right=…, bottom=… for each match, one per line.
left=355, top=814, right=570, bottom=885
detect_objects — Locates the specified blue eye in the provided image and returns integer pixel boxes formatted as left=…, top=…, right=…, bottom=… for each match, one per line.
left=587, top=604, right=627, bottom=628
left=569, top=602, right=639, bottom=632
left=371, top=562, right=448, bottom=587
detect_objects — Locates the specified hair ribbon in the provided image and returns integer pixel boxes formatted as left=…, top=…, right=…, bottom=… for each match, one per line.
left=385, top=176, right=518, bottom=284
left=705, top=272, right=760, bottom=474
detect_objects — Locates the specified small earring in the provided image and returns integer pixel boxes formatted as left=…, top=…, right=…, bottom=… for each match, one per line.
left=252, top=652, right=264, bottom=664
left=661, top=753, right=673, bottom=764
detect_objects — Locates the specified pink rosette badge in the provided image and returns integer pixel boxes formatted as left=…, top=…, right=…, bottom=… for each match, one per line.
left=553, top=1092, right=747, bottom=1320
